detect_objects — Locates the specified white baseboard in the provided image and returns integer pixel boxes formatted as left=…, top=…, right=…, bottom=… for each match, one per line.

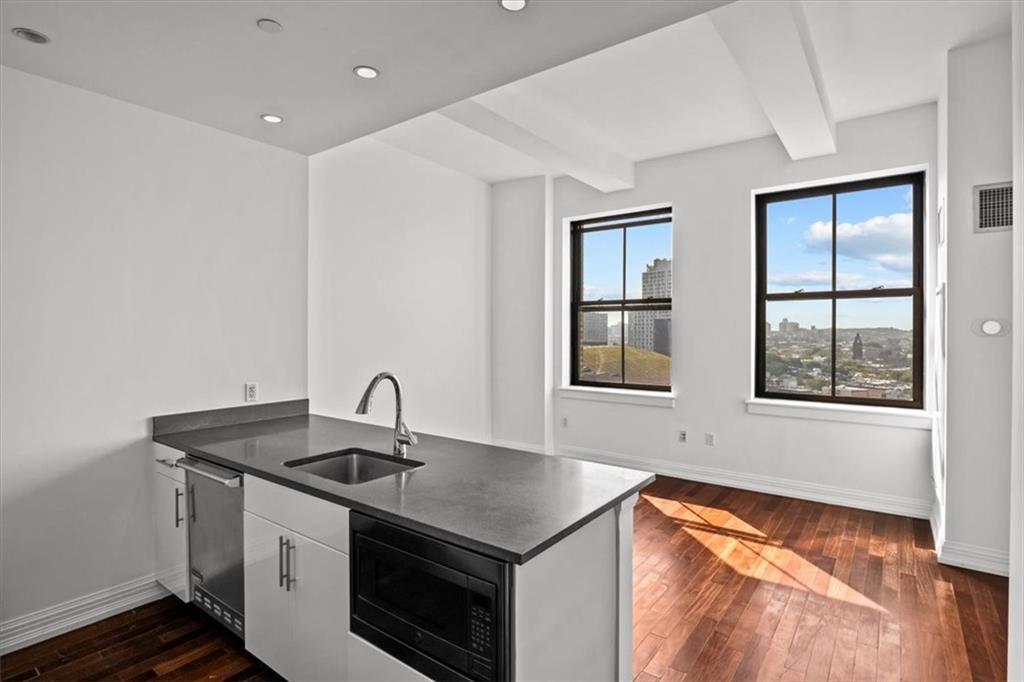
left=0, top=574, right=168, bottom=656
left=557, top=444, right=933, bottom=519
left=938, top=541, right=1010, bottom=577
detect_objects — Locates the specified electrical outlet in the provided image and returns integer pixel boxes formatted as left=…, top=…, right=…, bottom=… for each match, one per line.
left=678, top=430, right=687, bottom=443
left=245, top=382, right=259, bottom=402
left=561, top=417, right=569, bottom=428
left=705, top=432, right=716, bottom=447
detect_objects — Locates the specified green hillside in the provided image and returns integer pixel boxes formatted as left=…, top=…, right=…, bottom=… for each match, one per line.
left=580, top=345, right=670, bottom=385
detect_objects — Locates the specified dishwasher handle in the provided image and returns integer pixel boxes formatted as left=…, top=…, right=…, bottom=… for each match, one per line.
left=175, top=457, right=242, bottom=488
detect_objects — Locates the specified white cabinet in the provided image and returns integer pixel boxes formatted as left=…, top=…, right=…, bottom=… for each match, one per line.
left=152, top=468, right=188, bottom=601
left=348, top=634, right=431, bottom=682
left=244, top=510, right=349, bottom=681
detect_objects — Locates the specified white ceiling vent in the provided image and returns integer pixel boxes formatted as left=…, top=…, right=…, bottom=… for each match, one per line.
left=974, top=182, right=1013, bottom=233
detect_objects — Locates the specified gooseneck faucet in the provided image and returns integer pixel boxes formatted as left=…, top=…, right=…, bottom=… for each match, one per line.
left=355, top=372, right=418, bottom=457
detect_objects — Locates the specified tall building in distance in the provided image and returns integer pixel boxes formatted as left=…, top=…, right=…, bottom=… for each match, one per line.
left=608, top=321, right=628, bottom=346
left=629, top=258, right=671, bottom=355
left=583, top=312, right=608, bottom=345
left=779, top=318, right=801, bottom=334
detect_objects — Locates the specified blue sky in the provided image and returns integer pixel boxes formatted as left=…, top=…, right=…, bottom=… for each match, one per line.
left=582, top=222, right=671, bottom=301
left=766, top=184, right=914, bottom=330
left=579, top=186, right=914, bottom=331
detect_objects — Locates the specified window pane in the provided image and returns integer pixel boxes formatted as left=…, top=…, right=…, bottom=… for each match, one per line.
left=582, top=229, right=622, bottom=301
left=625, top=223, right=672, bottom=299
left=625, top=310, right=671, bottom=387
left=764, top=300, right=832, bottom=396
left=766, top=195, right=833, bottom=293
left=836, top=184, right=913, bottom=290
left=579, top=310, right=622, bottom=384
left=835, top=297, right=914, bottom=401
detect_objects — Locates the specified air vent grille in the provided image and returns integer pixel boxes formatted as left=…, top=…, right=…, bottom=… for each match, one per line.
left=974, top=182, right=1012, bottom=233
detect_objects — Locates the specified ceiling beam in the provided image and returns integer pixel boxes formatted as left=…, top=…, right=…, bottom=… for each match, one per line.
left=439, top=87, right=635, bottom=192
left=710, top=0, right=836, bottom=160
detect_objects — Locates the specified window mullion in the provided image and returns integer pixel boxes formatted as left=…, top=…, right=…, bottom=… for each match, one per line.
left=831, top=192, right=837, bottom=398
left=621, top=228, right=627, bottom=386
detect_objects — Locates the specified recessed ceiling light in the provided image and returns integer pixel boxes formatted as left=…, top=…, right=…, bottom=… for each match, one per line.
left=353, top=65, right=380, bottom=80
left=260, top=113, right=284, bottom=124
left=499, top=0, right=527, bottom=11
left=256, top=18, right=283, bottom=33
left=11, top=27, right=50, bottom=44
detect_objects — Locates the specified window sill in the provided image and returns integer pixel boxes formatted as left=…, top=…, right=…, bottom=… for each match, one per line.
left=745, top=398, right=934, bottom=430
left=557, top=386, right=676, bottom=409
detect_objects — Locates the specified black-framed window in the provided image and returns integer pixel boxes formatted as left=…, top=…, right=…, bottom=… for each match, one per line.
left=755, top=172, right=924, bottom=409
left=570, top=207, right=672, bottom=392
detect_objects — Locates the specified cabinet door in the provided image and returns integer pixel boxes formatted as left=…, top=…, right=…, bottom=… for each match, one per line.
left=244, top=512, right=349, bottom=681
left=348, top=634, right=432, bottom=682
left=243, top=512, right=296, bottom=677
left=287, top=530, right=349, bottom=680
left=152, top=470, right=188, bottom=601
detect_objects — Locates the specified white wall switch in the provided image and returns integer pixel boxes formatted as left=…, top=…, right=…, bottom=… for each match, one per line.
left=704, top=432, right=716, bottom=447
left=245, top=382, right=259, bottom=402
left=678, top=430, right=687, bottom=443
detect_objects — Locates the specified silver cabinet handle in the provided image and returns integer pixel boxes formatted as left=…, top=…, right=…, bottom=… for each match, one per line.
left=278, top=535, right=286, bottom=588
left=189, top=484, right=196, bottom=523
left=285, top=539, right=296, bottom=592
left=174, top=488, right=184, bottom=528
left=175, top=457, right=242, bottom=488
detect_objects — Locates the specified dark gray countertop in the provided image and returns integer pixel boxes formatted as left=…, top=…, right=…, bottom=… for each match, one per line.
left=153, top=412, right=653, bottom=563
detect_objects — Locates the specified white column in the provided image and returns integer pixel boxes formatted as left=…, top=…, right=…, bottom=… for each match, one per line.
left=615, top=493, right=639, bottom=682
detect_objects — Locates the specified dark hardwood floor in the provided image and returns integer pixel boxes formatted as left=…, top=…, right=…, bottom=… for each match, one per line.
left=0, top=476, right=1008, bottom=681
left=632, top=477, right=1008, bottom=682
left=0, top=598, right=278, bottom=681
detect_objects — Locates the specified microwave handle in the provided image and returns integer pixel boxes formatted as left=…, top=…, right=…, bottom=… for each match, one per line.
left=175, top=457, right=242, bottom=488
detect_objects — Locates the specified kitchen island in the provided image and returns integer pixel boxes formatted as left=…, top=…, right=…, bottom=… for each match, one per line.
left=151, top=399, right=652, bottom=681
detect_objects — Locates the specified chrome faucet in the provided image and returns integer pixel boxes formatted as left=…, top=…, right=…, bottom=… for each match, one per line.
left=355, top=372, right=418, bottom=457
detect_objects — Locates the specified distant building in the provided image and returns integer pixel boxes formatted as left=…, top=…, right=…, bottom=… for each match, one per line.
left=608, top=321, right=628, bottom=346
left=779, top=318, right=800, bottom=334
left=766, top=322, right=772, bottom=334
left=653, top=318, right=671, bottom=356
left=852, top=333, right=864, bottom=360
left=630, top=258, right=672, bottom=353
left=583, top=313, right=608, bottom=345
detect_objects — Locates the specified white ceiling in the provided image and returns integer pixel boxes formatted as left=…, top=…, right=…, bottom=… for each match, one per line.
left=373, top=0, right=1012, bottom=182
left=0, top=0, right=726, bottom=155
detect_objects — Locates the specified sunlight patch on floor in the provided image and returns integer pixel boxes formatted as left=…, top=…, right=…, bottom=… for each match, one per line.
left=642, top=493, right=887, bottom=614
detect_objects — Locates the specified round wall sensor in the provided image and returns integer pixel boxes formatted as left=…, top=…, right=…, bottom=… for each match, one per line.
left=12, top=27, right=50, bottom=44
left=256, top=18, right=283, bottom=33
left=353, top=65, right=380, bottom=79
left=981, top=320, right=1002, bottom=336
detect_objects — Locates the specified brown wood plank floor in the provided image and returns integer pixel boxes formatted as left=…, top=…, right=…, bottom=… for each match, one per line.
left=633, top=477, right=1008, bottom=682
left=1, top=476, right=1009, bottom=681
left=0, top=597, right=279, bottom=681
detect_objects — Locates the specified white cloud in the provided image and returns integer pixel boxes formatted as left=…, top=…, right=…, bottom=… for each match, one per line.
left=769, top=271, right=870, bottom=289
left=804, top=212, right=913, bottom=273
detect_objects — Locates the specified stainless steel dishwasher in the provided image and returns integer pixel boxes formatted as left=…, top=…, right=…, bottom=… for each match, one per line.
left=175, top=456, right=245, bottom=638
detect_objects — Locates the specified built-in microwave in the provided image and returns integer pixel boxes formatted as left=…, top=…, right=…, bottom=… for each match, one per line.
left=350, top=512, right=512, bottom=681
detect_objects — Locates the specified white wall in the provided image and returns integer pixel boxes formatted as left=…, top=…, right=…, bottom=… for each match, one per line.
left=0, top=67, right=309, bottom=623
left=308, top=138, right=491, bottom=443
left=943, top=37, right=1014, bottom=563
left=530, top=104, right=939, bottom=513
left=491, top=177, right=551, bottom=449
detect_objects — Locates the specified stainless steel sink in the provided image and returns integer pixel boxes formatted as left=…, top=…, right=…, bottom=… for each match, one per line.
left=283, top=448, right=424, bottom=485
